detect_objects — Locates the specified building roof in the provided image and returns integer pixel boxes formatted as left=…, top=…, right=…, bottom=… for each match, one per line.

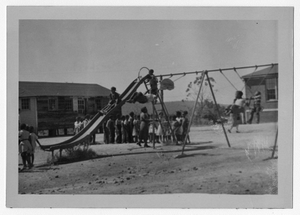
left=19, top=81, right=111, bottom=97
left=242, top=64, right=278, bottom=79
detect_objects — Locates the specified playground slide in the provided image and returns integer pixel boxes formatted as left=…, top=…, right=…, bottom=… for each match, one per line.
left=41, top=75, right=149, bottom=152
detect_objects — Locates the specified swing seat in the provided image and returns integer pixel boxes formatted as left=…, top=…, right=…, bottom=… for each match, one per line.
left=160, top=78, right=174, bottom=90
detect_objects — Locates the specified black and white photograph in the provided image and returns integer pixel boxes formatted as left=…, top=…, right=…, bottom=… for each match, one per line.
left=5, top=3, right=296, bottom=212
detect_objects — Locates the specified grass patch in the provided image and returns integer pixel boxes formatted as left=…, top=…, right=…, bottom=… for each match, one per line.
left=48, top=146, right=98, bottom=164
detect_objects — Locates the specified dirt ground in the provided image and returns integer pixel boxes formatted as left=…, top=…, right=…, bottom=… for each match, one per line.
left=19, top=122, right=278, bottom=195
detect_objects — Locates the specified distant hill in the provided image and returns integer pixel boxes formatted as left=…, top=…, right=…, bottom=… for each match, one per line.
left=122, top=100, right=228, bottom=116
left=122, top=100, right=194, bottom=116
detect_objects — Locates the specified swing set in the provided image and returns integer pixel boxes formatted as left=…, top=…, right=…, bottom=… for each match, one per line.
left=137, top=63, right=278, bottom=158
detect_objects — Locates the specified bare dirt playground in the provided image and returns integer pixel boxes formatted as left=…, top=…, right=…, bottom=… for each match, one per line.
left=19, top=123, right=278, bottom=195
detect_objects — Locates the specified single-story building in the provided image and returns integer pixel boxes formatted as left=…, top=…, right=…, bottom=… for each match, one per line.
left=242, top=64, right=278, bottom=123
left=19, top=81, right=111, bottom=136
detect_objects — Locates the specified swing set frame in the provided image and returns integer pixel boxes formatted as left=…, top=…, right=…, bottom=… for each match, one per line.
left=150, top=63, right=278, bottom=157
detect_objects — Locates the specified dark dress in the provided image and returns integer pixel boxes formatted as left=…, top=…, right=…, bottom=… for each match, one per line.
left=139, top=112, right=149, bottom=142
left=109, top=92, right=122, bottom=116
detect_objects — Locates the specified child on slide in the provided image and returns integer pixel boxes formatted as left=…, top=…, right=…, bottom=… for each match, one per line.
left=127, top=92, right=155, bottom=104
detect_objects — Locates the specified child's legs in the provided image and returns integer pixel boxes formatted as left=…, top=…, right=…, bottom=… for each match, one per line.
left=255, top=110, right=260, bottom=123
left=255, top=106, right=260, bottom=123
left=143, top=136, right=148, bottom=145
left=248, top=108, right=256, bottom=122
left=21, top=152, right=28, bottom=167
left=31, top=153, right=34, bottom=164
left=149, top=132, right=153, bottom=142
left=27, top=153, right=32, bottom=166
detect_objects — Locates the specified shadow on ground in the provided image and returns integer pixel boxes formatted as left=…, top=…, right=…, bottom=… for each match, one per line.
left=35, top=142, right=219, bottom=167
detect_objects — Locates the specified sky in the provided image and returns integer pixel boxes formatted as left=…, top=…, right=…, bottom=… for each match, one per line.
left=19, top=20, right=277, bottom=104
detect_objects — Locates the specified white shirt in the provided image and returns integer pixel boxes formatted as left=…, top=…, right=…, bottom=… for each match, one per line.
left=146, top=94, right=155, bottom=103
left=234, top=98, right=245, bottom=107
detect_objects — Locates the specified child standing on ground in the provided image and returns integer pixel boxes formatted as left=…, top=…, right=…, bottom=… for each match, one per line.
left=19, top=124, right=33, bottom=171
left=171, top=115, right=181, bottom=145
left=247, top=91, right=262, bottom=124
left=128, top=112, right=135, bottom=143
left=74, top=117, right=82, bottom=135
left=132, top=115, right=140, bottom=143
left=122, top=115, right=129, bottom=143
left=148, top=115, right=157, bottom=144
left=115, top=114, right=122, bottom=143
left=156, top=112, right=164, bottom=144
left=182, top=111, right=191, bottom=144
left=228, top=91, right=246, bottom=133
left=103, top=120, right=109, bottom=144
left=106, top=116, right=115, bottom=143
left=29, top=126, right=40, bottom=166
left=176, top=111, right=184, bottom=143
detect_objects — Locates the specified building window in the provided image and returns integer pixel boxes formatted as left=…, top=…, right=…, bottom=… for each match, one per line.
left=37, top=98, right=49, bottom=111
left=58, top=97, right=73, bottom=111
left=48, top=98, right=57, bottom=111
left=78, top=98, right=85, bottom=114
left=21, top=98, right=30, bottom=110
left=95, top=98, right=101, bottom=110
left=266, top=78, right=278, bottom=101
left=65, top=98, right=73, bottom=111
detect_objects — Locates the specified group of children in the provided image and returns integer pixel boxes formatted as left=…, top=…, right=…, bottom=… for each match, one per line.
left=74, top=114, right=96, bottom=143
left=102, top=110, right=191, bottom=146
left=169, top=110, right=191, bottom=145
left=74, top=115, right=93, bottom=134
left=103, top=112, right=141, bottom=144
left=18, top=123, right=41, bottom=171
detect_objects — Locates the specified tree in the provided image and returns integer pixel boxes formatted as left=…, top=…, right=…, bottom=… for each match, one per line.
left=201, top=99, right=226, bottom=124
left=185, top=74, right=222, bottom=125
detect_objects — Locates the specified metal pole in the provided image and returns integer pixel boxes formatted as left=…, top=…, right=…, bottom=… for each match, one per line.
left=181, top=71, right=206, bottom=155
left=155, top=63, right=277, bottom=78
left=152, top=102, right=155, bottom=148
left=205, top=72, right=231, bottom=148
left=160, top=76, right=164, bottom=102
left=271, top=126, right=278, bottom=158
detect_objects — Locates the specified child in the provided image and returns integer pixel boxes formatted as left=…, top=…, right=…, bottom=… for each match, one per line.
left=127, top=91, right=155, bottom=104
left=19, top=124, right=33, bottom=171
left=128, top=112, right=135, bottom=143
left=74, top=117, right=82, bottom=135
left=132, top=115, right=137, bottom=143
left=108, top=87, right=120, bottom=105
left=175, top=111, right=184, bottom=143
left=103, top=120, right=109, bottom=144
left=228, top=91, right=246, bottom=133
left=182, top=111, right=191, bottom=144
left=247, top=91, right=262, bottom=124
left=115, top=114, right=122, bottom=143
left=122, top=115, right=129, bottom=143
left=167, top=115, right=174, bottom=142
left=162, top=117, right=170, bottom=143
left=132, top=115, right=140, bottom=143
left=146, top=69, right=159, bottom=96
left=29, top=126, right=41, bottom=166
left=136, top=107, right=150, bottom=148
left=156, top=112, right=164, bottom=144
left=106, top=116, right=115, bottom=143
left=148, top=115, right=157, bottom=144
left=171, top=115, right=181, bottom=145
left=83, top=115, right=90, bottom=128
left=106, top=87, right=121, bottom=115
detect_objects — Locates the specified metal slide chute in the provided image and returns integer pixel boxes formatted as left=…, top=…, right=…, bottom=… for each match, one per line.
left=40, top=75, right=150, bottom=152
